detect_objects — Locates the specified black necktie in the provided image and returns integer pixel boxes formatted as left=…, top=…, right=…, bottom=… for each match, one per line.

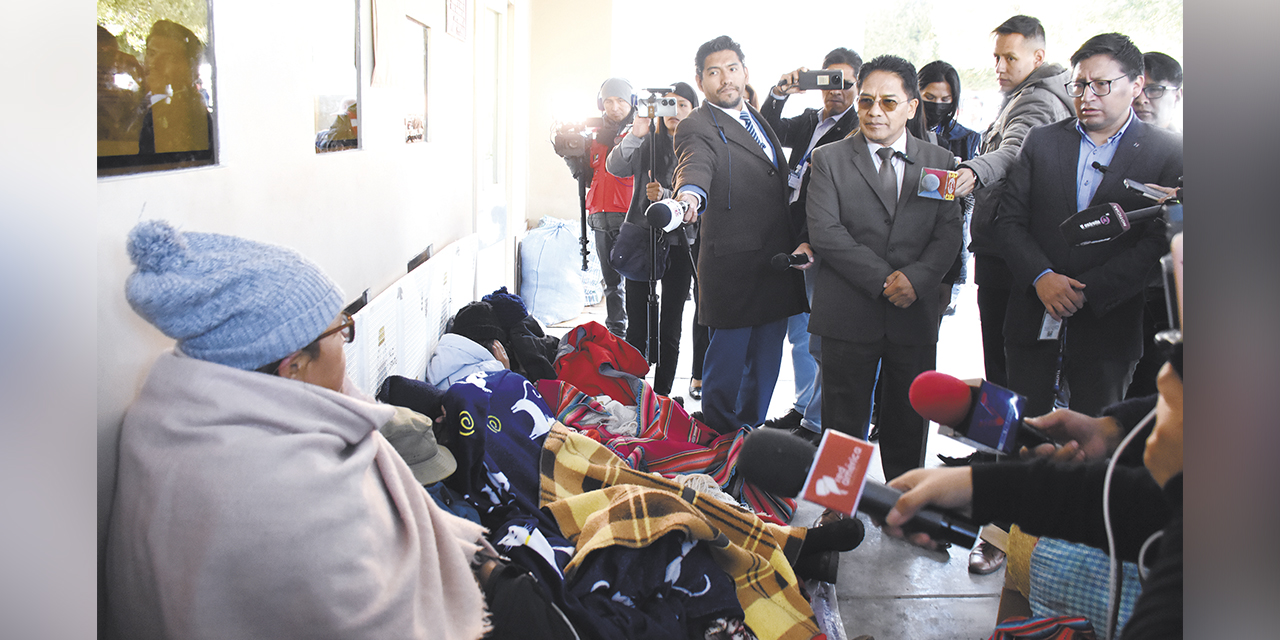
left=876, top=147, right=898, bottom=211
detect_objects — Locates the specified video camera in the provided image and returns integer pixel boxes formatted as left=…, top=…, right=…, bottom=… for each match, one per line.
left=635, top=87, right=678, bottom=119
left=550, top=117, right=603, bottom=159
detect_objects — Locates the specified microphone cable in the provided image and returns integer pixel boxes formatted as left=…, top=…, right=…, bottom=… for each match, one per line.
left=1102, top=406, right=1157, bottom=640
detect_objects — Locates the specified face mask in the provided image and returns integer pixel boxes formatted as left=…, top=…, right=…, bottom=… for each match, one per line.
left=922, top=100, right=955, bottom=129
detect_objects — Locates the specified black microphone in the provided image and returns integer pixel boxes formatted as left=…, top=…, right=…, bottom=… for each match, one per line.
left=1059, top=202, right=1167, bottom=246
left=1091, top=161, right=1109, bottom=173
left=771, top=252, right=810, bottom=271
left=738, top=429, right=981, bottom=548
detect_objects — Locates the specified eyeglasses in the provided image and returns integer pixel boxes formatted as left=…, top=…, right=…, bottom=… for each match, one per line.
left=1141, top=84, right=1178, bottom=99
left=857, top=96, right=903, bottom=111
left=1065, top=76, right=1128, bottom=97
left=313, top=313, right=355, bottom=344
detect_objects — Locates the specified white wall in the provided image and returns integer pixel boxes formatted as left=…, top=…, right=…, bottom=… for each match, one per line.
left=525, top=0, right=613, bottom=225
left=97, top=0, right=527, bottom=634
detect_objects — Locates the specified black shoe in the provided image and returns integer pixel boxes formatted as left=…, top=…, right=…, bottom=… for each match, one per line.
left=794, top=550, right=840, bottom=584
left=763, top=409, right=803, bottom=430
left=688, top=379, right=702, bottom=400
left=672, top=396, right=685, bottom=408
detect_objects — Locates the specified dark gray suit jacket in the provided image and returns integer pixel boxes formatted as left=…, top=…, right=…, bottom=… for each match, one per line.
left=995, top=116, right=1183, bottom=358
left=673, top=103, right=806, bottom=329
left=806, top=131, right=963, bottom=344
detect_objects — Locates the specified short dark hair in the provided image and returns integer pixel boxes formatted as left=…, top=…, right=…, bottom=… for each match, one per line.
left=858, top=55, right=919, bottom=101
left=1143, top=52, right=1183, bottom=87
left=1071, top=33, right=1144, bottom=80
left=823, top=47, right=863, bottom=76
left=993, top=15, right=1046, bottom=46
left=695, top=35, right=745, bottom=77
left=918, top=60, right=962, bottom=106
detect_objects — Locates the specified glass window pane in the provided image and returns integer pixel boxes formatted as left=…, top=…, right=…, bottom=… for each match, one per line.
left=314, top=0, right=360, bottom=153
left=98, top=1, right=215, bottom=176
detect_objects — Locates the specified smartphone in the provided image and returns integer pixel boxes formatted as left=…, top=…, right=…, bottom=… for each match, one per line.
left=1124, top=178, right=1168, bottom=202
left=797, top=69, right=844, bottom=91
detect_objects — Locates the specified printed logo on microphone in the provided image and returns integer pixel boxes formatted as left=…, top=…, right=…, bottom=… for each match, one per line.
left=801, top=431, right=875, bottom=515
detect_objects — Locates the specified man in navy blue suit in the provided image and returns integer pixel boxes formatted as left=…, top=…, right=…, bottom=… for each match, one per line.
left=673, top=35, right=809, bottom=435
left=996, top=33, right=1183, bottom=418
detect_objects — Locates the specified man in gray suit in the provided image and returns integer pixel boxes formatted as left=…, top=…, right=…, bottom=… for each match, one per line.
left=806, top=55, right=963, bottom=480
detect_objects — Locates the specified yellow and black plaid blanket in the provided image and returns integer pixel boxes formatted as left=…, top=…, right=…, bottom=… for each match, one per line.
left=540, top=422, right=822, bottom=640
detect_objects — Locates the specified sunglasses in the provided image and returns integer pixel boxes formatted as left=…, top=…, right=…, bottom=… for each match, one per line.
left=857, top=96, right=904, bottom=111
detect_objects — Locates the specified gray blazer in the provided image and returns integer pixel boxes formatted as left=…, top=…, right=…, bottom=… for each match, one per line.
left=806, top=131, right=963, bottom=345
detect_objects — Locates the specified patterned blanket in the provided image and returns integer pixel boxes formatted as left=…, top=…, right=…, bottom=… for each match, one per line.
left=540, top=423, right=823, bottom=640
left=537, top=379, right=796, bottom=524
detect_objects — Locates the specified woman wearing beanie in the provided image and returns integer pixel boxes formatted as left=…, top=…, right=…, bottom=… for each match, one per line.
left=106, top=221, right=490, bottom=640
left=606, top=81, right=699, bottom=397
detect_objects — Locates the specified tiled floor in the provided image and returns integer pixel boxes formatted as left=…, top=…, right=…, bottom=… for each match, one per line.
left=546, top=262, right=1006, bottom=639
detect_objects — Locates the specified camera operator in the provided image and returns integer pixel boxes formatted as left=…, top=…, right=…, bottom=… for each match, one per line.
left=757, top=47, right=864, bottom=444
left=561, top=78, right=637, bottom=337
left=606, top=83, right=699, bottom=396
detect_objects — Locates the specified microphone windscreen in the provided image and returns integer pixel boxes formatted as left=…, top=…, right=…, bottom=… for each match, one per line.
left=738, top=429, right=817, bottom=497
left=770, top=253, right=792, bottom=271
left=908, top=371, right=973, bottom=426
left=1059, top=203, right=1128, bottom=246
left=921, top=172, right=941, bottom=192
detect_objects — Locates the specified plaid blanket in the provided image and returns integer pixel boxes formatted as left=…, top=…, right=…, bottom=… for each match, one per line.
left=537, top=378, right=797, bottom=524
left=540, top=423, right=822, bottom=640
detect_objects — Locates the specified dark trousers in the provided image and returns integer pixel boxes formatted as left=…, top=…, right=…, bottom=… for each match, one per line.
left=1125, top=286, right=1170, bottom=399
left=690, top=237, right=709, bottom=381
left=623, top=243, right=693, bottom=396
left=822, top=335, right=932, bottom=481
left=588, top=212, right=627, bottom=334
left=975, top=255, right=1011, bottom=387
left=701, top=319, right=787, bottom=434
left=1005, top=338, right=1138, bottom=419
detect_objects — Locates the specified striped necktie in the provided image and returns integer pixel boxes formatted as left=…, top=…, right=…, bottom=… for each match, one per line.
left=739, top=110, right=771, bottom=158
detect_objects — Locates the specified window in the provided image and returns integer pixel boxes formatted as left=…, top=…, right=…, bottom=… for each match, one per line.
left=98, top=0, right=215, bottom=176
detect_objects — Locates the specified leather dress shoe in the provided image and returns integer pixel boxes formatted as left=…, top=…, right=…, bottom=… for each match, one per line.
left=763, top=409, right=803, bottom=430
left=968, top=541, right=1006, bottom=575
left=688, top=379, right=702, bottom=400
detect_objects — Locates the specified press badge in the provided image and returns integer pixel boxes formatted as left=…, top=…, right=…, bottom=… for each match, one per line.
left=787, top=164, right=806, bottom=191
left=1039, top=312, right=1062, bottom=340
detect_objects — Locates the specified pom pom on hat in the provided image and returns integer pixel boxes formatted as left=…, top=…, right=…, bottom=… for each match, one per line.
left=127, top=219, right=189, bottom=274
left=124, top=220, right=345, bottom=371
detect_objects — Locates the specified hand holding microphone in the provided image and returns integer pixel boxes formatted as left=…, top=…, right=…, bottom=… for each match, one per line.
left=909, top=371, right=1054, bottom=454
left=770, top=243, right=815, bottom=271
left=738, top=429, right=981, bottom=548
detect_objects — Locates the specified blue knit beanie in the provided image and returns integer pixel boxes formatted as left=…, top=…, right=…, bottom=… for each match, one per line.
left=125, top=220, right=345, bottom=371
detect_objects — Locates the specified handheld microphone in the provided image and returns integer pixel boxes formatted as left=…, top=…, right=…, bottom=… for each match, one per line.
left=770, top=252, right=810, bottom=271
left=738, top=429, right=980, bottom=548
left=908, top=371, right=1053, bottom=455
left=1058, top=202, right=1167, bottom=246
left=645, top=199, right=688, bottom=233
